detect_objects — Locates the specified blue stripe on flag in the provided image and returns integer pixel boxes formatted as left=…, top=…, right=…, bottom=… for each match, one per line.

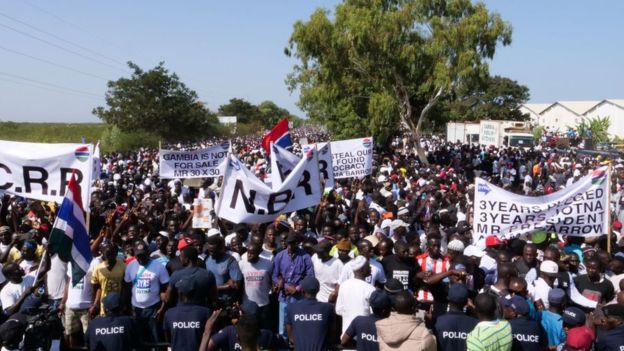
left=58, top=198, right=92, bottom=266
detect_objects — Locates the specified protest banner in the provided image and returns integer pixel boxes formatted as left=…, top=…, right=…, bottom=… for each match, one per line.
left=270, top=143, right=300, bottom=189
left=215, top=148, right=321, bottom=224
left=473, top=167, right=609, bottom=241
left=159, top=141, right=229, bottom=179
left=302, top=142, right=334, bottom=189
left=0, top=140, right=94, bottom=209
left=192, top=198, right=214, bottom=229
left=309, top=137, right=372, bottom=179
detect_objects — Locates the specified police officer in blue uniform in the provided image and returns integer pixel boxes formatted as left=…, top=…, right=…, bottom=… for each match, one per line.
left=85, top=293, right=136, bottom=351
left=503, top=295, right=547, bottom=351
left=285, top=276, right=335, bottom=351
left=596, top=305, right=624, bottom=351
left=341, top=289, right=392, bottom=351
left=433, top=284, right=478, bottom=351
left=163, top=277, right=212, bottom=350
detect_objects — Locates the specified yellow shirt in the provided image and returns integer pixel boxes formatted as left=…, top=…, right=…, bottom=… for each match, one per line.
left=90, top=258, right=125, bottom=314
left=7, top=244, right=45, bottom=263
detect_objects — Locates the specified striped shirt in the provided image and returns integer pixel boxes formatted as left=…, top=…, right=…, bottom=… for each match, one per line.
left=467, top=320, right=513, bottom=351
left=416, top=253, right=450, bottom=302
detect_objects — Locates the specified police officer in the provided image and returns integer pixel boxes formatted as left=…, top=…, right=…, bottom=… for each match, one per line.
left=341, top=289, right=392, bottom=351
left=85, top=293, right=136, bottom=351
left=503, top=295, right=547, bottom=351
left=596, top=305, right=624, bottom=351
left=434, top=284, right=478, bottom=351
left=285, top=276, right=335, bottom=351
left=163, top=278, right=212, bottom=350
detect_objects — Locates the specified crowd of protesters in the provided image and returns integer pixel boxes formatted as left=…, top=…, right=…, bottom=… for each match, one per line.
left=0, top=127, right=623, bottom=351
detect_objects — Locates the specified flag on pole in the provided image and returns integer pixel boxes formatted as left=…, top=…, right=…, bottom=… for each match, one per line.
left=48, top=173, right=92, bottom=285
left=262, top=118, right=292, bottom=155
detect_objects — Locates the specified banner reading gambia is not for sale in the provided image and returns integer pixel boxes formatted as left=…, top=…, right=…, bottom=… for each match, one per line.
left=159, top=142, right=229, bottom=179
left=473, top=167, right=609, bottom=240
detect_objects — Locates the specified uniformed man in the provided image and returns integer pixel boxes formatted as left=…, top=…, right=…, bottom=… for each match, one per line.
left=341, top=289, right=392, bottom=351
left=285, top=276, right=335, bottom=351
left=596, top=304, right=624, bottom=351
left=85, top=293, right=136, bottom=351
left=503, top=295, right=547, bottom=351
left=434, top=284, right=478, bottom=351
left=163, top=278, right=212, bottom=350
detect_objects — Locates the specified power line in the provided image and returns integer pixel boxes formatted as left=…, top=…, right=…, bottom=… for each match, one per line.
left=0, top=21, right=129, bottom=74
left=0, top=77, right=101, bottom=101
left=0, top=45, right=109, bottom=81
left=0, top=71, right=101, bottom=98
left=0, top=11, right=127, bottom=68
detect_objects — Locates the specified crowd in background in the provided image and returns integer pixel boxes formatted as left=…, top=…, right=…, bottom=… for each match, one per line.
left=0, top=126, right=623, bottom=351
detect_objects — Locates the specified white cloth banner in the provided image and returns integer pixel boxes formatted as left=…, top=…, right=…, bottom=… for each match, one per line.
left=270, top=143, right=300, bottom=189
left=473, top=167, right=609, bottom=240
left=159, top=142, right=230, bottom=179
left=216, top=149, right=322, bottom=224
left=302, top=142, right=335, bottom=189
left=0, top=140, right=93, bottom=208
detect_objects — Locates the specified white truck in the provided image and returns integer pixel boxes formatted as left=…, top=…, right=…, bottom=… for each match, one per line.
left=446, top=120, right=534, bottom=148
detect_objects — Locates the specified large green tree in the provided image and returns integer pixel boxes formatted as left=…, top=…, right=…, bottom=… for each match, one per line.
left=287, top=0, right=512, bottom=160
left=444, top=75, right=530, bottom=122
left=93, top=62, right=217, bottom=142
left=218, top=98, right=261, bottom=124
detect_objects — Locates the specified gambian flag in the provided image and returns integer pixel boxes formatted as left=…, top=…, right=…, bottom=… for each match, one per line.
left=48, top=173, right=92, bottom=285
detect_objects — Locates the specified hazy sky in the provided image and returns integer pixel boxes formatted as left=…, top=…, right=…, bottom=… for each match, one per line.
left=0, top=0, right=622, bottom=123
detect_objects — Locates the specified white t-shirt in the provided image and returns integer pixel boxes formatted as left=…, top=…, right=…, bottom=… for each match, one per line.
left=238, top=257, right=273, bottom=307
left=311, top=254, right=343, bottom=303
left=528, top=277, right=552, bottom=309
left=19, top=260, right=37, bottom=276
left=66, top=261, right=95, bottom=310
left=335, top=278, right=375, bottom=335
left=241, top=248, right=273, bottom=262
left=0, top=275, right=35, bottom=311
left=124, top=259, right=170, bottom=308
left=47, top=254, right=68, bottom=300
left=339, top=258, right=386, bottom=286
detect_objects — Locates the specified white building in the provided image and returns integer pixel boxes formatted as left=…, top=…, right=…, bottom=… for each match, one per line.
left=519, top=103, right=550, bottom=125
left=217, top=116, right=237, bottom=125
left=583, top=100, right=624, bottom=138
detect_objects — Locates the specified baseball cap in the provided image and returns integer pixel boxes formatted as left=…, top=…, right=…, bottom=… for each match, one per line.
left=447, top=284, right=469, bottom=304
left=485, top=235, right=503, bottom=247
left=531, top=231, right=547, bottom=244
left=157, top=231, right=169, bottom=238
left=369, top=290, right=393, bottom=310
left=175, top=278, right=195, bottom=294
left=464, top=245, right=485, bottom=258
left=503, top=295, right=529, bottom=316
left=540, top=260, right=559, bottom=276
left=0, top=315, right=26, bottom=347
left=564, top=326, right=594, bottom=351
left=300, top=276, right=320, bottom=295
left=548, top=288, right=566, bottom=305
left=207, top=228, right=221, bottom=237
left=102, top=292, right=121, bottom=312
left=614, top=221, right=623, bottom=230
left=603, top=304, right=624, bottom=319
left=384, top=278, right=404, bottom=294
left=562, top=307, right=586, bottom=327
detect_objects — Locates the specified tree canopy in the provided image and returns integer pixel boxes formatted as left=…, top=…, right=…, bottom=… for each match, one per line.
left=93, top=62, right=218, bottom=142
left=286, top=0, right=512, bottom=154
left=218, top=98, right=302, bottom=130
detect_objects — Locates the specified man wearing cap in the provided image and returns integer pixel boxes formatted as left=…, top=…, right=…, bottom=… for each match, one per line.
left=333, top=238, right=356, bottom=264
left=434, top=284, right=477, bottom=351
left=123, top=241, right=170, bottom=345
left=341, top=239, right=386, bottom=289
left=167, top=246, right=217, bottom=308
left=91, top=244, right=125, bottom=318
left=163, top=277, right=212, bottom=351
left=528, top=260, right=559, bottom=309
left=342, top=289, right=392, bottom=351
left=205, top=235, right=243, bottom=304
left=337, top=256, right=376, bottom=336
left=85, top=293, right=136, bottom=351
left=596, top=305, right=624, bottom=350
left=503, top=295, right=547, bottom=351
left=480, top=235, right=504, bottom=273
left=285, top=276, right=335, bottom=351
left=272, top=232, right=314, bottom=336
left=563, top=326, right=594, bottom=351
left=540, top=288, right=567, bottom=348
left=311, top=240, right=343, bottom=303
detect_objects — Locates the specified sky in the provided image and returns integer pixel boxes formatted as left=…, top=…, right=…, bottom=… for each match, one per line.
left=0, top=0, right=622, bottom=123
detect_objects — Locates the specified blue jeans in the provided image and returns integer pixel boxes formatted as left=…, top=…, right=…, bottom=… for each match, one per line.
left=278, top=302, right=287, bottom=336
left=133, top=303, right=161, bottom=348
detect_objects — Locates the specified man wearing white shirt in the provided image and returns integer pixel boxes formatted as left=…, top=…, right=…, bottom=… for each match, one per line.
left=311, top=241, right=343, bottom=303
left=62, top=260, right=95, bottom=348
left=336, top=256, right=376, bottom=336
left=340, top=239, right=386, bottom=288
left=528, top=260, right=558, bottom=309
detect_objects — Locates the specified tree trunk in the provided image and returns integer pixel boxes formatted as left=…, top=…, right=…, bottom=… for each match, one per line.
left=403, top=87, right=444, bottom=166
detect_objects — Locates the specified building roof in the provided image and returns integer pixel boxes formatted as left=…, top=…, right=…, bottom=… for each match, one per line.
left=555, top=101, right=600, bottom=115
left=521, top=103, right=551, bottom=115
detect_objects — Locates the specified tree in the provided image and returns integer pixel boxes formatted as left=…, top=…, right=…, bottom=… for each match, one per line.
left=218, top=98, right=261, bottom=124
left=444, top=75, right=530, bottom=122
left=93, top=62, right=218, bottom=142
left=286, top=0, right=512, bottom=160
left=576, top=116, right=611, bottom=143
left=258, top=100, right=291, bottom=127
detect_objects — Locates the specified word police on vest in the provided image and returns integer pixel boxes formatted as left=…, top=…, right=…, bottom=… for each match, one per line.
left=95, top=327, right=124, bottom=335
left=294, top=314, right=323, bottom=322
left=173, top=322, right=201, bottom=329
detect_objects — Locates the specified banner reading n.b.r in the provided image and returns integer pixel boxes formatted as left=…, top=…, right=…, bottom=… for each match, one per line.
left=159, top=142, right=229, bottom=179
left=0, top=140, right=94, bottom=209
